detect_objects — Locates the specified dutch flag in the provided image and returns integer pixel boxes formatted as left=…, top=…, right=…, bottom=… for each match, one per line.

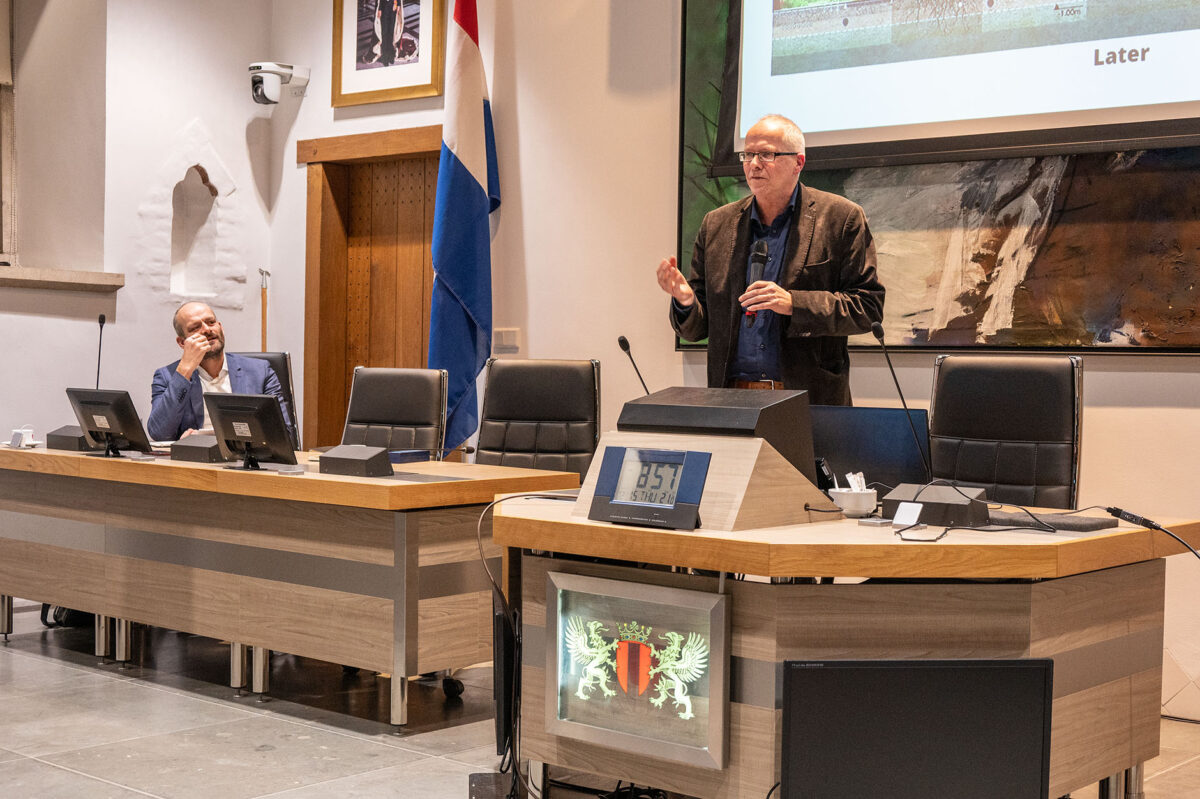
left=429, top=0, right=500, bottom=451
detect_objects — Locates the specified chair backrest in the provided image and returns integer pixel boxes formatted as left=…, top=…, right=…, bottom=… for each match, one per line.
left=231, top=351, right=300, bottom=450
left=476, top=358, right=600, bottom=478
left=928, top=354, right=1082, bottom=509
left=341, top=367, right=448, bottom=457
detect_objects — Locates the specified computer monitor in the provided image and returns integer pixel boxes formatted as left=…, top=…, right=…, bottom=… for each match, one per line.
left=810, top=405, right=931, bottom=491
left=203, top=393, right=297, bottom=470
left=65, top=388, right=153, bottom=458
left=781, top=659, right=1053, bottom=799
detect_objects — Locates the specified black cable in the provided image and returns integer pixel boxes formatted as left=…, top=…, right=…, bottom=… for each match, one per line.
left=1107, top=506, right=1200, bottom=563
left=474, top=492, right=575, bottom=799
left=766, top=782, right=781, bottom=799
left=803, top=503, right=843, bottom=514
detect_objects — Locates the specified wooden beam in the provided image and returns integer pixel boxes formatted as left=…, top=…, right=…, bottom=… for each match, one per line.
left=296, top=126, right=442, bottom=165
left=0, top=266, right=124, bottom=293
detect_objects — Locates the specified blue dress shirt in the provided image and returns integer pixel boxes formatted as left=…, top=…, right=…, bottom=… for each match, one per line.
left=727, top=183, right=800, bottom=382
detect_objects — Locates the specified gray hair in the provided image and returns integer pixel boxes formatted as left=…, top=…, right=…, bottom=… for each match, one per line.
left=754, top=114, right=806, bottom=157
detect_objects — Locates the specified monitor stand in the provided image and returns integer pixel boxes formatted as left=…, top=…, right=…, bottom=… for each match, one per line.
left=86, top=433, right=123, bottom=458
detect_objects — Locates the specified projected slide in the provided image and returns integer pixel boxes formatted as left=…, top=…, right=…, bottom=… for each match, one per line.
left=772, top=0, right=1197, bottom=75
left=740, top=1, right=1200, bottom=147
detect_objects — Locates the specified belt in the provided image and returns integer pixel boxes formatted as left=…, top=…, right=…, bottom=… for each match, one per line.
left=729, top=379, right=784, bottom=390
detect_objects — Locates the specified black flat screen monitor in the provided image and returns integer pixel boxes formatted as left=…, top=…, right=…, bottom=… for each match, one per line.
left=781, top=659, right=1053, bottom=799
left=65, top=388, right=153, bottom=458
left=810, top=405, right=931, bottom=491
left=204, top=393, right=297, bottom=470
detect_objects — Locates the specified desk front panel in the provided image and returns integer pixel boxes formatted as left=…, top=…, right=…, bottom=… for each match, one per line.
left=0, top=467, right=500, bottom=675
left=517, top=555, right=1163, bottom=799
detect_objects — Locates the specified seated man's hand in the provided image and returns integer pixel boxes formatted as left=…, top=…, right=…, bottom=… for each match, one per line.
left=177, top=333, right=213, bottom=379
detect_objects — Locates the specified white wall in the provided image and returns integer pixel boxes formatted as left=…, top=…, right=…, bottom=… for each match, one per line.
left=0, top=0, right=273, bottom=436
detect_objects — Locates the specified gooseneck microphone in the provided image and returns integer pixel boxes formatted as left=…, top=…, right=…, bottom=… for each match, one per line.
left=871, top=321, right=931, bottom=482
left=95, top=313, right=106, bottom=390
left=745, top=241, right=769, bottom=327
left=617, top=335, right=650, bottom=396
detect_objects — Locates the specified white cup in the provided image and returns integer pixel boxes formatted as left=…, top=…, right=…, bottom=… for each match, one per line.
left=828, top=488, right=877, bottom=518
left=10, top=427, right=33, bottom=448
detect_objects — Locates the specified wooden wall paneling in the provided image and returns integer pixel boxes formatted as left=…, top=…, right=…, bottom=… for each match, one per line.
left=370, top=160, right=400, bottom=368
left=346, top=164, right=374, bottom=399
left=396, top=156, right=430, bottom=368
left=304, top=162, right=351, bottom=448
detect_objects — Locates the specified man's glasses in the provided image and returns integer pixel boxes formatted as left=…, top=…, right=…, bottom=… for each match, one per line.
left=736, top=151, right=799, bottom=163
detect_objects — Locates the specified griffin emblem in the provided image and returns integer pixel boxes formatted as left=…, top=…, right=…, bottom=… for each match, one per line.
left=648, top=631, right=710, bottom=720
left=565, top=616, right=619, bottom=700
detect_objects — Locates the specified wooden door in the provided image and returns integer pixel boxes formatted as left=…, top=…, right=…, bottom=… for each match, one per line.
left=300, top=127, right=441, bottom=448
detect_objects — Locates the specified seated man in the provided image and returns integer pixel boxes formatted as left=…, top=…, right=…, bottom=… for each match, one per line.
left=147, top=301, right=293, bottom=442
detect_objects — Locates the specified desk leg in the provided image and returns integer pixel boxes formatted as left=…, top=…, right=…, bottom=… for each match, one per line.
left=251, top=646, right=270, bottom=694
left=114, top=619, right=132, bottom=662
left=0, top=595, right=11, bottom=640
left=1098, top=772, right=1125, bottom=799
left=93, top=615, right=112, bottom=658
left=389, top=513, right=416, bottom=726
left=390, top=676, right=408, bottom=726
left=1124, top=763, right=1144, bottom=799
left=230, top=643, right=248, bottom=689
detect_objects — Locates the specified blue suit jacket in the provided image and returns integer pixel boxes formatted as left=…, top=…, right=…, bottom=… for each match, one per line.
left=147, top=352, right=293, bottom=442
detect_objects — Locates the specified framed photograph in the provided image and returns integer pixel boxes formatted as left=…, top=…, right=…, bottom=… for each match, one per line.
left=545, top=571, right=729, bottom=770
left=332, top=0, right=445, bottom=107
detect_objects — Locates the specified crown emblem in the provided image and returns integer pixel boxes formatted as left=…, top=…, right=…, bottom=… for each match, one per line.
left=616, top=621, right=651, bottom=644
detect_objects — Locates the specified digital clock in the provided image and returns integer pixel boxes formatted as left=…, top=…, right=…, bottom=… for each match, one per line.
left=588, top=447, right=710, bottom=530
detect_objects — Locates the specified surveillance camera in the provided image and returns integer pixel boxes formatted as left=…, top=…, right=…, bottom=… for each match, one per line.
left=248, top=61, right=310, bottom=105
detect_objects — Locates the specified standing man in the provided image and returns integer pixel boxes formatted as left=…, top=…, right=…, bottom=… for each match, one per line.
left=656, top=114, right=884, bottom=405
left=147, top=301, right=293, bottom=442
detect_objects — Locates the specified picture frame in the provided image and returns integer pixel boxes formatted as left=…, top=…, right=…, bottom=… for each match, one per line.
left=545, top=571, right=729, bottom=770
left=332, top=0, right=446, bottom=107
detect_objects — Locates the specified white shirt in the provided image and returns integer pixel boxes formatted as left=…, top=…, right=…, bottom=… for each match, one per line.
left=195, top=354, right=232, bottom=433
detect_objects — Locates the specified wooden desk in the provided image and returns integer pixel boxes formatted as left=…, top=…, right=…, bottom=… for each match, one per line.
left=495, top=499, right=1200, bottom=799
left=0, top=448, right=578, bottom=724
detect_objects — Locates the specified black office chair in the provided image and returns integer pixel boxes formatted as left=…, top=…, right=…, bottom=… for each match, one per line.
left=928, top=354, right=1082, bottom=509
left=341, top=367, right=448, bottom=457
left=475, top=358, right=600, bottom=478
left=232, top=351, right=301, bottom=450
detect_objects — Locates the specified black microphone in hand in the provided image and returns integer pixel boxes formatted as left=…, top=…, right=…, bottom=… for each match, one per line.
left=745, top=241, right=769, bottom=327
left=872, top=321, right=931, bottom=482
left=95, top=313, right=106, bottom=390
left=618, top=335, right=650, bottom=396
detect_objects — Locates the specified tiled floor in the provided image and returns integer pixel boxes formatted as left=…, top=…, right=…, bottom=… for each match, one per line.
left=5, top=599, right=1200, bottom=798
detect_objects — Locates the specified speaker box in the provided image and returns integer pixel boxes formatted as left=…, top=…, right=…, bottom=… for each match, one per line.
left=170, top=434, right=227, bottom=463
left=882, top=483, right=989, bottom=528
left=46, top=424, right=101, bottom=452
left=319, top=444, right=393, bottom=477
left=617, top=386, right=817, bottom=483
